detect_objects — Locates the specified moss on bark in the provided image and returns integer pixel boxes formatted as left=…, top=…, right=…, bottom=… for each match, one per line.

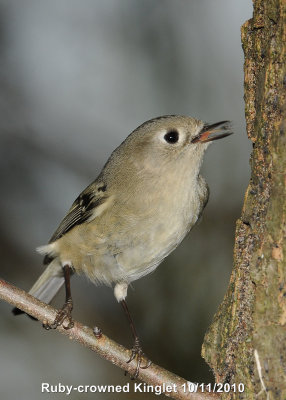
left=202, top=1, right=286, bottom=398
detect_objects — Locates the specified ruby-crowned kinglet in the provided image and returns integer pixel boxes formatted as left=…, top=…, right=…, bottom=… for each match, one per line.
left=13, top=115, right=232, bottom=377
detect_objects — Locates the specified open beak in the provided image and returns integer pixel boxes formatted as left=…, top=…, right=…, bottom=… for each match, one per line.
left=191, top=121, right=233, bottom=143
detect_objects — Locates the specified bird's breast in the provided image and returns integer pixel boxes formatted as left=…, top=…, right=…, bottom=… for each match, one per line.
left=54, top=175, right=208, bottom=285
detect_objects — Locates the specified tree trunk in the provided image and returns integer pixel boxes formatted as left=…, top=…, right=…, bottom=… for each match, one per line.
left=202, top=1, right=286, bottom=399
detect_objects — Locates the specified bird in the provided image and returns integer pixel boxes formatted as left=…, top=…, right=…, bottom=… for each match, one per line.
left=13, top=115, right=232, bottom=378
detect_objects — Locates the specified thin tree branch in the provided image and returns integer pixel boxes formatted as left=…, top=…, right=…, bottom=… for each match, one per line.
left=0, top=278, right=219, bottom=400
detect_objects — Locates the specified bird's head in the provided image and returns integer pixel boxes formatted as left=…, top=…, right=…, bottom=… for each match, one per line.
left=106, top=115, right=232, bottom=180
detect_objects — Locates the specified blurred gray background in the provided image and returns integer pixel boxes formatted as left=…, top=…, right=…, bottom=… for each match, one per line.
left=0, top=1, right=252, bottom=399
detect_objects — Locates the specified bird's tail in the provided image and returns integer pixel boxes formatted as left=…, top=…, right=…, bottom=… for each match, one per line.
left=12, top=260, right=65, bottom=316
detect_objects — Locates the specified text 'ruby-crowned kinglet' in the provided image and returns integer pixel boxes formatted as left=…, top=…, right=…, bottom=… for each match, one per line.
left=13, top=115, right=232, bottom=377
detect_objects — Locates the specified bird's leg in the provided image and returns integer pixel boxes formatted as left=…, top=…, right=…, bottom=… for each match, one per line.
left=44, top=264, right=74, bottom=330
left=120, top=300, right=152, bottom=378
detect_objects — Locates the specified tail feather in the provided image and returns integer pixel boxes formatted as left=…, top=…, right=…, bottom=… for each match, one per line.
left=12, top=260, right=65, bottom=316
left=28, top=260, right=64, bottom=303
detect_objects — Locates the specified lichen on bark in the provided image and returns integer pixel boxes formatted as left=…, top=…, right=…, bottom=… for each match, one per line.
left=202, top=1, right=286, bottom=399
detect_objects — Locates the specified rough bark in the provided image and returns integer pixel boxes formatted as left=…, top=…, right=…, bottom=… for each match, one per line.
left=202, top=1, right=286, bottom=399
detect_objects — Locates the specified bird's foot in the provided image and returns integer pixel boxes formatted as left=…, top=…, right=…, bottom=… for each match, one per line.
left=43, top=298, right=74, bottom=330
left=126, top=337, right=152, bottom=379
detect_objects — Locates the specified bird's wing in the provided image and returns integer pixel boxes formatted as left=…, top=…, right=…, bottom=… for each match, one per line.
left=49, top=181, right=107, bottom=243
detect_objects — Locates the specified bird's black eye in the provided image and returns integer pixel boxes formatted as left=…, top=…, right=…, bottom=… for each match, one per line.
left=164, top=130, right=179, bottom=144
